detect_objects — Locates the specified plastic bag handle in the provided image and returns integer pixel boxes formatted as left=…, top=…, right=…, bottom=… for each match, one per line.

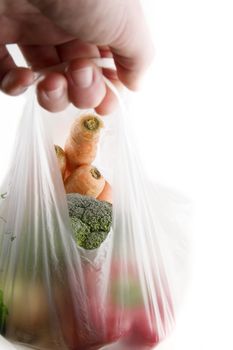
left=36, top=57, right=115, bottom=75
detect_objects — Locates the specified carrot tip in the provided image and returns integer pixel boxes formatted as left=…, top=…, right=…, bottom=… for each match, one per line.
left=81, top=114, right=104, bottom=132
left=90, top=167, right=102, bottom=179
left=83, top=117, right=100, bottom=131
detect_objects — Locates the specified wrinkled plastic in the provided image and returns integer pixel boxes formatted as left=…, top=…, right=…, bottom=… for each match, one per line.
left=0, top=73, right=190, bottom=350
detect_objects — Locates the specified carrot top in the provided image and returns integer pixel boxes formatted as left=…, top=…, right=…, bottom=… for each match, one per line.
left=83, top=116, right=101, bottom=131
left=90, top=167, right=101, bottom=179
left=69, top=114, right=104, bottom=146
left=78, top=114, right=103, bottom=134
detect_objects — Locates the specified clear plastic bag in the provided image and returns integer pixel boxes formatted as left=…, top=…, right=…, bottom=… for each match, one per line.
left=0, top=62, right=190, bottom=350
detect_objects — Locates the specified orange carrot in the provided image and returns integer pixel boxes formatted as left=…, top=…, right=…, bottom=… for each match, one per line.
left=65, top=114, right=103, bottom=171
left=64, top=168, right=71, bottom=182
left=65, top=165, right=105, bottom=198
left=55, top=145, right=67, bottom=179
left=97, top=181, right=113, bottom=204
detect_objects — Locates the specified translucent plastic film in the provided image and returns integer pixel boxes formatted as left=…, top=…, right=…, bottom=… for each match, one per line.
left=0, top=70, right=190, bottom=350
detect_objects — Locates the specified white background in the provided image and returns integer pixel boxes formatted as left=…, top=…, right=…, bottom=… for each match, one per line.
left=1, top=0, right=233, bottom=349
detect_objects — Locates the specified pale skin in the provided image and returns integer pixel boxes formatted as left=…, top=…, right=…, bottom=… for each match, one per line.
left=0, top=0, right=154, bottom=114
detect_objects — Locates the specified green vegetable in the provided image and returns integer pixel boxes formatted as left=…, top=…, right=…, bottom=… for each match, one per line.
left=0, top=289, right=8, bottom=335
left=67, top=193, right=112, bottom=250
left=0, top=192, right=7, bottom=199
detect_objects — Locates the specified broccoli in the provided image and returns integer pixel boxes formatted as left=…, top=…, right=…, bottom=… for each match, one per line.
left=0, top=289, right=8, bottom=335
left=67, top=194, right=112, bottom=250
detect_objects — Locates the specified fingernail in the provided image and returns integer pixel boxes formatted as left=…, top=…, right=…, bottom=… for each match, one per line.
left=1, top=73, right=14, bottom=90
left=9, top=87, right=28, bottom=96
left=1, top=74, right=28, bottom=95
left=70, top=67, right=93, bottom=88
left=43, top=86, right=64, bottom=100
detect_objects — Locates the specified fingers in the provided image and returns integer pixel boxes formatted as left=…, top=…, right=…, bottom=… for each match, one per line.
left=36, top=59, right=119, bottom=115
left=95, top=68, right=122, bottom=115
left=19, top=44, right=61, bottom=70
left=0, top=45, right=16, bottom=81
left=1, top=67, right=34, bottom=96
left=94, top=83, right=120, bottom=116
left=0, top=45, right=34, bottom=95
left=20, top=41, right=114, bottom=113
left=65, top=58, right=106, bottom=109
left=65, top=59, right=123, bottom=115
left=2, top=40, right=120, bottom=114
left=0, top=45, right=61, bottom=97
left=112, top=45, right=154, bottom=91
left=37, top=72, right=69, bottom=112
left=56, top=39, right=100, bottom=62
left=57, top=41, right=109, bottom=110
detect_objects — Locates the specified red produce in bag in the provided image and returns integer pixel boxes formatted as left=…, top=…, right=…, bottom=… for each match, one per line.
left=0, top=59, right=190, bottom=349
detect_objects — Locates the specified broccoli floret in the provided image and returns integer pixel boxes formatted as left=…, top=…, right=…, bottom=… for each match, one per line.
left=67, top=194, right=112, bottom=250
left=0, top=289, right=8, bottom=335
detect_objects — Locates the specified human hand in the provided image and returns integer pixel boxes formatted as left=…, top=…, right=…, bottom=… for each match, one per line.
left=0, top=0, right=153, bottom=114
